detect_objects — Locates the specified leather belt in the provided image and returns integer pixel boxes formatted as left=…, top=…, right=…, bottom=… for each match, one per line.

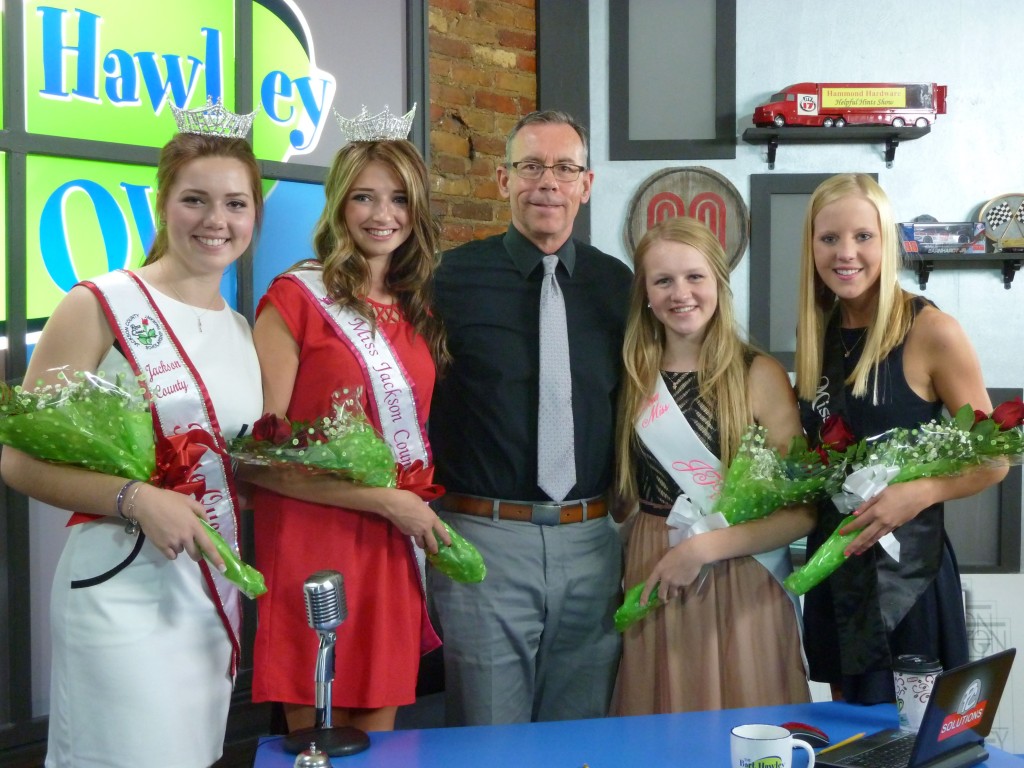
left=441, top=493, right=608, bottom=526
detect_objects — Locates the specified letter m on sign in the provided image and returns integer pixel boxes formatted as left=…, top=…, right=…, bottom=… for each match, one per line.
left=646, top=191, right=728, bottom=249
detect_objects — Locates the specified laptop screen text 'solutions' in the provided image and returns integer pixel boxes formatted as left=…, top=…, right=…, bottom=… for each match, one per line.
left=910, top=648, right=1015, bottom=767
left=817, top=648, right=1016, bottom=768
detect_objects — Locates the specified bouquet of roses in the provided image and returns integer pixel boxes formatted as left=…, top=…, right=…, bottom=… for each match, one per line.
left=614, top=426, right=846, bottom=631
left=229, top=395, right=399, bottom=488
left=783, top=399, right=1024, bottom=596
left=228, top=392, right=487, bottom=584
left=0, top=368, right=266, bottom=599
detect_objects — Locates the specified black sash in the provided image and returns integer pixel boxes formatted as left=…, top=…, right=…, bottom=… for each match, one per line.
left=799, top=311, right=848, bottom=443
left=798, top=307, right=942, bottom=677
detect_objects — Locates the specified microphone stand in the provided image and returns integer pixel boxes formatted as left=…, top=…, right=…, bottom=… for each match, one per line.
left=282, top=630, right=370, bottom=757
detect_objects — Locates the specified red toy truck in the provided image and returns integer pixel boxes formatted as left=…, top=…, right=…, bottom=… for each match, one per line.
left=753, top=82, right=947, bottom=128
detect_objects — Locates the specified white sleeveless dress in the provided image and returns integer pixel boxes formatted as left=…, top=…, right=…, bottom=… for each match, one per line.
left=45, top=284, right=262, bottom=768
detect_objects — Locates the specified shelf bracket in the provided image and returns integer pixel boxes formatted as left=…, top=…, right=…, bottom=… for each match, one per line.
left=766, top=136, right=779, bottom=169
left=1002, top=258, right=1021, bottom=289
left=914, top=259, right=934, bottom=290
left=884, top=136, right=900, bottom=168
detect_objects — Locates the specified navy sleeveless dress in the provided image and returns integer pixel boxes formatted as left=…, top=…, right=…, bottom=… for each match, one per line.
left=800, top=300, right=968, bottom=704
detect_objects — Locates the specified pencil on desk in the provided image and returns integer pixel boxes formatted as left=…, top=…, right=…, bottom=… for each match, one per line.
left=817, top=732, right=866, bottom=755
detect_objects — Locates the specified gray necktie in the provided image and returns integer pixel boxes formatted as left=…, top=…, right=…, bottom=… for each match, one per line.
left=537, top=255, right=576, bottom=502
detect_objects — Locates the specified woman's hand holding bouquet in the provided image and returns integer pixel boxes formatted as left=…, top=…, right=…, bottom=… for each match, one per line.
left=0, top=369, right=266, bottom=598
left=783, top=400, right=1024, bottom=596
left=615, top=398, right=1024, bottom=626
left=229, top=395, right=487, bottom=584
left=614, top=426, right=844, bottom=631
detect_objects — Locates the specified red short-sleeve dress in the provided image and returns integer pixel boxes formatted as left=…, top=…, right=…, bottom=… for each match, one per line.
left=251, top=275, right=438, bottom=709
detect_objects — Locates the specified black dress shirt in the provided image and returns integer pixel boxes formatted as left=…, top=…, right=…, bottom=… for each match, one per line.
left=430, top=225, right=632, bottom=501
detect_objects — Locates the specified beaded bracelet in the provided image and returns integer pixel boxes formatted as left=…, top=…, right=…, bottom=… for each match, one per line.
left=115, top=479, right=142, bottom=535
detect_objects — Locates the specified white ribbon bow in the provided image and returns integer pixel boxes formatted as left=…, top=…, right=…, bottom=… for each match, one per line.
left=664, top=496, right=730, bottom=594
left=831, top=464, right=901, bottom=562
left=665, top=495, right=729, bottom=546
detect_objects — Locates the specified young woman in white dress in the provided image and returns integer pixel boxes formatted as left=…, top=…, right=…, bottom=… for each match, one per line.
left=1, top=131, right=264, bottom=768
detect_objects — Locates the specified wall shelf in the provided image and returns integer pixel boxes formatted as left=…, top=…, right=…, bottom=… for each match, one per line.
left=907, top=251, right=1022, bottom=289
left=741, top=125, right=930, bottom=169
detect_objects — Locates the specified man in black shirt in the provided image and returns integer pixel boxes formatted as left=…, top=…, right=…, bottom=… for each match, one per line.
left=428, top=110, right=631, bottom=725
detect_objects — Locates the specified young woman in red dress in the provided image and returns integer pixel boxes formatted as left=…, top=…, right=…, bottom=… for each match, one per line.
left=248, top=131, right=450, bottom=733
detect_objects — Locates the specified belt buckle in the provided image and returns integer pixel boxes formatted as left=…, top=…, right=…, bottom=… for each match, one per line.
left=530, top=503, right=562, bottom=526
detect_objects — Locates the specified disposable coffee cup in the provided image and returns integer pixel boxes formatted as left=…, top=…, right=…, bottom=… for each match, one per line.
left=893, top=654, right=942, bottom=732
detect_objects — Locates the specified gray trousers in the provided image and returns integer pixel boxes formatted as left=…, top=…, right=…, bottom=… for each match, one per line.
left=428, top=510, right=623, bottom=725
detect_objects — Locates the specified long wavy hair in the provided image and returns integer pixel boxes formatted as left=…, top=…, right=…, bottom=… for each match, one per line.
left=144, top=134, right=264, bottom=265
left=794, top=173, right=915, bottom=402
left=615, top=217, right=755, bottom=504
left=302, top=139, right=447, bottom=366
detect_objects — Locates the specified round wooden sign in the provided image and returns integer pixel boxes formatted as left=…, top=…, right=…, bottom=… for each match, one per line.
left=624, top=166, right=749, bottom=269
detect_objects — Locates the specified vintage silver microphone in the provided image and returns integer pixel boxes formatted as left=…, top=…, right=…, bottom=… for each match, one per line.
left=282, top=570, right=370, bottom=757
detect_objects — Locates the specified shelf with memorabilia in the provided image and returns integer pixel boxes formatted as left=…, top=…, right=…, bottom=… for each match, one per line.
left=741, top=125, right=930, bottom=169
left=906, top=251, right=1022, bottom=290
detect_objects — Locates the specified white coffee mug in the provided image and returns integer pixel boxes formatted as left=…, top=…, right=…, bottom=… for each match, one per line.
left=731, top=724, right=816, bottom=768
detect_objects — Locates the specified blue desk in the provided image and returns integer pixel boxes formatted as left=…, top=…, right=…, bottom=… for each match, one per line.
left=253, top=702, right=1024, bottom=767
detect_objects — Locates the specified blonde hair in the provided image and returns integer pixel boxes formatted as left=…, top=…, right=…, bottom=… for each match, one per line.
left=795, top=173, right=915, bottom=402
left=301, top=139, right=448, bottom=366
left=615, top=217, right=754, bottom=504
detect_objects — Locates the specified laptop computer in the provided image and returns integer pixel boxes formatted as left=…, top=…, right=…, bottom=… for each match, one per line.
left=817, top=648, right=1016, bottom=768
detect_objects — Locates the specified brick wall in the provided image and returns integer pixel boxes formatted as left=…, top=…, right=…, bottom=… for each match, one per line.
left=428, top=0, right=537, bottom=251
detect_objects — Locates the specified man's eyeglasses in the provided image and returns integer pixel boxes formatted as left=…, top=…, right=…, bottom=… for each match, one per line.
left=509, top=161, right=587, bottom=182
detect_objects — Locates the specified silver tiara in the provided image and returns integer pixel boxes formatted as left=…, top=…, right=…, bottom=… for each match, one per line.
left=335, top=103, right=416, bottom=142
left=170, top=97, right=257, bottom=139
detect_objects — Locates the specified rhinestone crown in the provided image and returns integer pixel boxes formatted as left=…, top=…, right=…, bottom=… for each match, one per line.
left=335, top=103, right=416, bottom=142
left=170, top=97, right=257, bottom=139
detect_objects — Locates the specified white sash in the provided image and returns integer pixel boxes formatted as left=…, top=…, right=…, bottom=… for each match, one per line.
left=634, top=375, right=801, bottom=622
left=282, top=268, right=432, bottom=587
left=85, top=270, right=242, bottom=675
left=285, top=269, right=429, bottom=466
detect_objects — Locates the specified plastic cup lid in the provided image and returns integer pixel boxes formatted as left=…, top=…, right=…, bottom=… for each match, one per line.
left=893, top=654, right=942, bottom=673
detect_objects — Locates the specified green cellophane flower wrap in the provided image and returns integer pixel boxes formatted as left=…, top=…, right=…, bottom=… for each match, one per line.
left=0, top=368, right=266, bottom=599
left=615, top=425, right=844, bottom=631
left=200, top=519, right=266, bottom=599
left=228, top=389, right=488, bottom=583
left=428, top=522, right=487, bottom=583
left=0, top=369, right=155, bottom=479
left=713, top=426, right=846, bottom=525
left=784, top=403, right=1024, bottom=596
left=228, top=392, right=397, bottom=488
left=614, top=582, right=663, bottom=632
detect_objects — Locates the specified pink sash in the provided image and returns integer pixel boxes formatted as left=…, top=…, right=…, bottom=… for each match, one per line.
left=634, top=375, right=803, bottom=631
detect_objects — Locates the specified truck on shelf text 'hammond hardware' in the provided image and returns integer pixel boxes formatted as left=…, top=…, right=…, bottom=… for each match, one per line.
left=753, top=82, right=947, bottom=128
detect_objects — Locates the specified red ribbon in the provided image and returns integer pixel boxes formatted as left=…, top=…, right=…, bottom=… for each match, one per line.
left=397, top=460, right=445, bottom=501
left=154, top=429, right=220, bottom=500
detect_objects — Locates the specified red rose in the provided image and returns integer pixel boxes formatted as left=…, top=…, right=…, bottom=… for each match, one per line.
left=991, top=398, right=1024, bottom=430
left=972, top=409, right=988, bottom=427
left=814, top=446, right=830, bottom=465
left=251, top=413, right=293, bottom=444
left=820, top=414, right=856, bottom=452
